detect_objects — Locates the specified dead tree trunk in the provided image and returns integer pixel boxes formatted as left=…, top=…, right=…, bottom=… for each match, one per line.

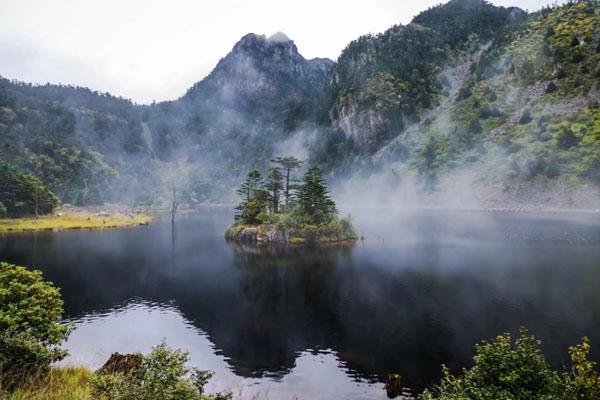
left=34, top=186, right=39, bottom=219
left=171, top=185, right=178, bottom=224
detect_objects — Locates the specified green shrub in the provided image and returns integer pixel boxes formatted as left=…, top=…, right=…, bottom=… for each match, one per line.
left=90, top=341, right=230, bottom=400
left=0, top=262, right=69, bottom=385
left=561, top=337, right=600, bottom=399
left=420, top=329, right=600, bottom=400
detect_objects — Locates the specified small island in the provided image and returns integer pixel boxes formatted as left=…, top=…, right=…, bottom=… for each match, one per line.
left=225, top=157, right=357, bottom=245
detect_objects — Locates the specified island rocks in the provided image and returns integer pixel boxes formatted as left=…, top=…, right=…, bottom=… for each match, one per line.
left=225, top=223, right=357, bottom=245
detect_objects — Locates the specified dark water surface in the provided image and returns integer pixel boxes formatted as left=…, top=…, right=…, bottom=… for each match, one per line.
left=1, top=209, right=600, bottom=399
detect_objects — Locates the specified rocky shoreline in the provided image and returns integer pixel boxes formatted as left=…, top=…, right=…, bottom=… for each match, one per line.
left=225, top=223, right=358, bottom=245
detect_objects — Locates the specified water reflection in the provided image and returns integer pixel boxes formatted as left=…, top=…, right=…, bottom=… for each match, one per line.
left=0, top=209, right=599, bottom=399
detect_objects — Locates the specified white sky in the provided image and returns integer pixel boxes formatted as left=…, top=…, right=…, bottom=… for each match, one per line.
left=0, top=0, right=564, bottom=104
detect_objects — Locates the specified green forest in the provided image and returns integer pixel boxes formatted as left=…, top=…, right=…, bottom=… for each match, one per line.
left=0, top=0, right=598, bottom=210
left=0, top=163, right=58, bottom=217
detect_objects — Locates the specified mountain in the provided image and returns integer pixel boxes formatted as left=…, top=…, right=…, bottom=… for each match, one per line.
left=0, top=0, right=598, bottom=209
left=327, top=0, right=520, bottom=152
left=322, top=0, right=599, bottom=208
left=144, top=32, right=333, bottom=162
left=0, top=33, right=334, bottom=205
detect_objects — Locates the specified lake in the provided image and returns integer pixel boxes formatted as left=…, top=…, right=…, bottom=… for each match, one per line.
left=1, top=208, right=599, bottom=399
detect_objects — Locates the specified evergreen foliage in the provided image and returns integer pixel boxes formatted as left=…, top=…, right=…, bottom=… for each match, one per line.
left=265, top=167, right=284, bottom=214
left=234, top=170, right=266, bottom=225
left=231, top=160, right=355, bottom=242
left=412, top=0, right=515, bottom=46
left=271, top=156, right=303, bottom=208
left=234, top=162, right=338, bottom=226
left=0, top=163, right=59, bottom=217
left=297, top=166, right=336, bottom=225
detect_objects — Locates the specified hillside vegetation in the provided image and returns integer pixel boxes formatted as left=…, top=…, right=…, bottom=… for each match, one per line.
left=321, top=0, right=599, bottom=208
left=0, top=0, right=598, bottom=209
left=0, top=163, right=58, bottom=217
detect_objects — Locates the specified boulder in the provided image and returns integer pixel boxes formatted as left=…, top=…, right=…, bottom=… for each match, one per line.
left=97, top=352, right=143, bottom=375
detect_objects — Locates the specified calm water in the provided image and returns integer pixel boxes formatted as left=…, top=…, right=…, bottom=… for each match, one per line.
left=1, top=209, right=600, bottom=399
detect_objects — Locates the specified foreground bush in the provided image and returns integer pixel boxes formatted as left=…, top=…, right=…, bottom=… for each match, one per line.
left=90, top=341, right=230, bottom=400
left=420, top=328, right=600, bottom=400
left=0, top=262, right=69, bottom=386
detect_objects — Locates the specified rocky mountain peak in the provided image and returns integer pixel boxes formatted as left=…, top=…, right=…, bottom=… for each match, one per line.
left=232, top=32, right=298, bottom=55
left=267, top=31, right=291, bottom=43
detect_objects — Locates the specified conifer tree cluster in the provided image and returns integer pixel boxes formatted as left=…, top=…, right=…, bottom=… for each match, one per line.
left=0, top=163, right=59, bottom=217
left=234, top=157, right=338, bottom=226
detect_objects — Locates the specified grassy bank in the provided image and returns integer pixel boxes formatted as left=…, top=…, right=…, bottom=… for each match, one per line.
left=0, top=212, right=151, bottom=233
left=0, top=367, right=92, bottom=400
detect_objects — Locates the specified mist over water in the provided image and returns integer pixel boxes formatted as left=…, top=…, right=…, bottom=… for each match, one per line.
left=0, top=208, right=599, bottom=399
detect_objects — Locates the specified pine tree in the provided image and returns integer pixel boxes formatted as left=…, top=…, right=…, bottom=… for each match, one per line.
left=0, top=163, right=59, bottom=217
left=271, top=156, right=303, bottom=209
left=264, top=167, right=284, bottom=214
left=235, top=170, right=266, bottom=224
left=297, top=166, right=336, bottom=224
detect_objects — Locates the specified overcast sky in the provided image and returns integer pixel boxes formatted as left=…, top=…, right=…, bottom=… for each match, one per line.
left=0, top=0, right=564, bottom=103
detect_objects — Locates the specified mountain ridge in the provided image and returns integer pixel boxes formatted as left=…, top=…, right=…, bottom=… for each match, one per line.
left=0, top=0, right=598, bottom=209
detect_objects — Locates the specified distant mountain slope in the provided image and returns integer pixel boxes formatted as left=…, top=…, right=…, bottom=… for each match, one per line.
left=326, top=0, right=522, bottom=152
left=323, top=0, right=599, bottom=208
left=0, top=0, right=598, bottom=209
left=0, top=79, right=137, bottom=204
left=0, top=33, right=334, bottom=205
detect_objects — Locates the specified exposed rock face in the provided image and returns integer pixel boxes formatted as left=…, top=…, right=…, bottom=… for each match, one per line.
left=328, top=24, right=440, bottom=151
left=182, top=33, right=333, bottom=114
left=97, top=353, right=143, bottom=375
left=329, top=89, right=403, bottom=150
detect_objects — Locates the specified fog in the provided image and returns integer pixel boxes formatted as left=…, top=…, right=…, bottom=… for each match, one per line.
left=2, top=1, right=596, bottom=212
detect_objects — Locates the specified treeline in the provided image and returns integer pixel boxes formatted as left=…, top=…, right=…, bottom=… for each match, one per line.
left=0, top=163, right=58, bottom=217
left=0, top=77, right=124, bottom=205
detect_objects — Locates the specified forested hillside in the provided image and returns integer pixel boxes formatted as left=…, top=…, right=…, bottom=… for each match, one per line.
left=320, top=0, right=599, bottom=208
left=0, top=0, right=598, bottom=210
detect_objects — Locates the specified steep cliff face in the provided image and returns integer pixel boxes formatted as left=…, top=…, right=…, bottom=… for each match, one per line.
left=328, top=25, right=442, bottom=152
left=327, top=0, right=521, bottom=153
left=329, top=76, right=405, bottom=151
left=184, top=33, right=332, bottom=110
